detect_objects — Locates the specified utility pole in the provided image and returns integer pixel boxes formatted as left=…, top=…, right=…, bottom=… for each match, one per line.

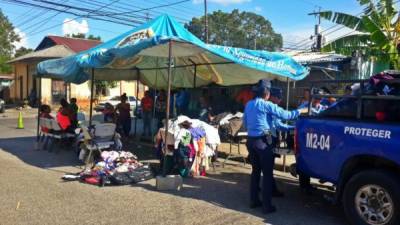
left=253, top=30, right=257, bottom=50
left=204, top=0, right=208, bottom=43
left=308, top=7, right=323, bottom=52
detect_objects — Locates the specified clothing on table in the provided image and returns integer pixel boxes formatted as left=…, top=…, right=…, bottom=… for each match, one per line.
left=243, top=98, right=300, bottom=137
left=198, top=106, right=213, bottom=123
left=219, top=112, right=243, bottom=126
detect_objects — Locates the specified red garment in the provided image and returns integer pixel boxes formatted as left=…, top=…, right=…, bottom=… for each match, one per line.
left=57, top=111, right=71, bottom=130
left=236, top=88, right=254, bottom=106
left=141, top=96, right=153, bottom=112
left=116, top=103, right=131, bottom=120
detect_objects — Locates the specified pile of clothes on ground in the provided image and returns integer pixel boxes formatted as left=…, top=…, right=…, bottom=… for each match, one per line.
left=155, top=115, right=221, bottom=177
left=62, top=150, right=153, bottom=186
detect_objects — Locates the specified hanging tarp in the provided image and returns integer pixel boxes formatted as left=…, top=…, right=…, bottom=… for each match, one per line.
left=37, top=14, right=309, bottom=88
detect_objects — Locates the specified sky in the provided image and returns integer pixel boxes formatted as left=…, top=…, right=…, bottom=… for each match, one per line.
left=0, top=0, right=375, bottom=51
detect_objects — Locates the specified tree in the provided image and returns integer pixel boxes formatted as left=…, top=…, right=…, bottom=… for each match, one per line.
left=70, top=33, right=86, bottom=39
left=14, top=47, right=33, bottom=58
left=185, top=9, right=283, bottom=51
left=87, top=34, right=101, bottom=41
left=0, top=9, right=20, bottom=73
left=67, top=33, right=101, bottom=41
left=320, top=0, right=400, bottom=69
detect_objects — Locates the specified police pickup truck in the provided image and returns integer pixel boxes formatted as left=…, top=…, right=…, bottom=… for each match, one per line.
left=295, top=73, right=400, bottom=225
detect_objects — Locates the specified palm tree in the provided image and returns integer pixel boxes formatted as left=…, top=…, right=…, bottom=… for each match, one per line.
left=320, top=0, right=400, bottom=69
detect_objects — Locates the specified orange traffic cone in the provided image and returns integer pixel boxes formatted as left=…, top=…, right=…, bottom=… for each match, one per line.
left=17, top=112, right=24, bottom=129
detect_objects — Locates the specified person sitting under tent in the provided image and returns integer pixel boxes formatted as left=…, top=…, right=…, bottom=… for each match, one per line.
left=116, top=94, right=131, bottom=137
left=103, top=103, right=116, bottom=123
left=57, top=98, right=75, bottom=133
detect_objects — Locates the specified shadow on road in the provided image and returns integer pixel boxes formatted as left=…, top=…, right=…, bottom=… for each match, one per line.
left=133, top=170, right=347, bottom=225
left=0, top=136, right=82, bottom=170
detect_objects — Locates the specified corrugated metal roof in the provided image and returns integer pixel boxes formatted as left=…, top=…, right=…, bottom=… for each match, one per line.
left=286, top=51, right=349, bottom=64
left=41, top=35, right=102, bottom=53
left=8, top=45, right=75, bottom=63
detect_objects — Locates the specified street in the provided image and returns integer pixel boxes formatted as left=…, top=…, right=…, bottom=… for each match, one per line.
left=0, top=113, right=347, bottom=225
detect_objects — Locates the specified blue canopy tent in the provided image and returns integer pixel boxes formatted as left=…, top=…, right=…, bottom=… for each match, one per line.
left=36, top=15, right=309, bottom=163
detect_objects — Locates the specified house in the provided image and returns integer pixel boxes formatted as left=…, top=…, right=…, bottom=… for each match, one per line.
left=7, top=35, right=145, bottom=108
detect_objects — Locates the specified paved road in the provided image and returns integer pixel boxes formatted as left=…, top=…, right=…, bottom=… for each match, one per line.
left=0, top=116, right=347, bottom=225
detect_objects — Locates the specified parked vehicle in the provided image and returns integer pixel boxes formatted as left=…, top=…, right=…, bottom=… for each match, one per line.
left=95, top=96, right=141, bottom=116
left=295, top=73, right=400, bottom=225
left=0, top=98, right=4, bottom=113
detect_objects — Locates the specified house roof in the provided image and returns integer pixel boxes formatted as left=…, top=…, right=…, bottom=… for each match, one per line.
left=0, top=74, right=13, bottom=79
left=35, top=35, right=102, bottom=52
left=8, top=45, right=75, bottom=63
left=285, top=51, right=349, bottom=64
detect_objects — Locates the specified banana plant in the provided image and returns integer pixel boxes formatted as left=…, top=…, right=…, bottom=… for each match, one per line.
left=320, top=0, right=400, bottom=69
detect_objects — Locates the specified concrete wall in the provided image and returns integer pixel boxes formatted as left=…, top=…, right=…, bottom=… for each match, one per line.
left=9, top=61, right=147, bottom=106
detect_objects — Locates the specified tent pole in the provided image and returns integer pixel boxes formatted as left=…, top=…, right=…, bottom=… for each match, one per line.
left=36, top=75, right=42, bottom=146
left=193, top=65, right=197, bottom=88
left=135, top=70, right=140, bottom=137
left=163, top=40, right=173, bottom=176
left=286, top=77, right=290, bottom=110
left=89, top=69, right=95, bottom=126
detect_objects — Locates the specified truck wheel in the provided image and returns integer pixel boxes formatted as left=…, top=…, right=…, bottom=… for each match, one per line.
left=343, top=170, right=400, bottom=225
left=0, top=107, right=4, bottom=113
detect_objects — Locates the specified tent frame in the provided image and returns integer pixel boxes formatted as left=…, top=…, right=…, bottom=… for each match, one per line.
left=35, top=39, right=294, bottom=176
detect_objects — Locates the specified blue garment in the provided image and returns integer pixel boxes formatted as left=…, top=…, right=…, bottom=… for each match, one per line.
left=270, top=116, right=295, bottom=137
left=246, top=136, right=275, bottom=209
left=189, top=127, right=206, bottom=140
left=176, top=90, right=189, bottom=107
left=243, top=98, right=300, bottom=137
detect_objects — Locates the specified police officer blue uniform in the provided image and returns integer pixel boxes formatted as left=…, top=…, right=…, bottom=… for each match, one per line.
left=243, top=80, right=303, bottom=214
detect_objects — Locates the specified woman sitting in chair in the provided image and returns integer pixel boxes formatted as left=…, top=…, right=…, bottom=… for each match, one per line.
left=57, top=98, right=75, bottom=133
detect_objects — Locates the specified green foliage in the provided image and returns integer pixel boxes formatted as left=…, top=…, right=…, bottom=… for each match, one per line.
left=94, top=80, right=118, bottom=96
left=14, top=47, right=33, bottom=58
left=320, top=0, right=400, bottom=69
left=0, top=9, right=20, bottom=73
left=185, top=9, right=282, bottom=51
left=66, top=33, right=101, bottom=41
left=87, top=34, right=101, bottom=41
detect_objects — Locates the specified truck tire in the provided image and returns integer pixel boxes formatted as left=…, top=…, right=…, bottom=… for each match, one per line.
left=0, top=107, right=4, bottom=113
left=343, top=170, right=400, bottom=225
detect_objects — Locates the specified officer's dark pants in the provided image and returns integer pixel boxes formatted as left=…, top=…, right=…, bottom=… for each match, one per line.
left=246, top=136, right=274, bottom=209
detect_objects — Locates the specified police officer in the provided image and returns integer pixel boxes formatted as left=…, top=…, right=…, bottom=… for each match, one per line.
left=243, top=80, right=307, bottom=214
left=269, top=87, right=296, bottom=197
